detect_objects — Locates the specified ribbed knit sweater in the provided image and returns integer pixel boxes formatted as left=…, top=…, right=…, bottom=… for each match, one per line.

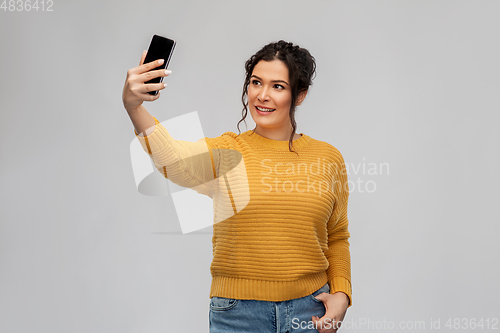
left=134, top=116, right=352, bottom=307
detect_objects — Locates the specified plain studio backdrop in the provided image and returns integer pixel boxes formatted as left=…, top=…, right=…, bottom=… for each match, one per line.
left=1, top=1, right=499, bottom=332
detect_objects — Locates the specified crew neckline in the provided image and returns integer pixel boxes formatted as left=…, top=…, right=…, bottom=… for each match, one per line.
left=242, top=130, right=312, bottom=151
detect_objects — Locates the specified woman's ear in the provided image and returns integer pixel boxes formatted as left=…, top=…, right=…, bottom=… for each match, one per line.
left=295, top=90, right=308, bottom=106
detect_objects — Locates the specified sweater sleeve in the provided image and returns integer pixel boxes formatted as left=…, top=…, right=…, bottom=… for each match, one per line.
left=133, top=116, right=232, bottom=199
left=324, top=150, right=352, bottom=307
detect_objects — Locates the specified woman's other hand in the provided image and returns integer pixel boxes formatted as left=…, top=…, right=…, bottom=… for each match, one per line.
left=311, top=291, right=349, bottom=333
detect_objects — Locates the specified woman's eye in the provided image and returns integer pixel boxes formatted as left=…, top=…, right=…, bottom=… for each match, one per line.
left=251, top=80, right=260, bottom=85
left=274, top=84, right=284, bottom=89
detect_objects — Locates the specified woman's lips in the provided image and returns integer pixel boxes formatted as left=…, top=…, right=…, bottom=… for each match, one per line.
left=255, top=105, right=276, bottom=115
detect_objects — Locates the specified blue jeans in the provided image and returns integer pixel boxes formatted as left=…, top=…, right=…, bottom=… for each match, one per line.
left=209, top=283, right=330, bottom=332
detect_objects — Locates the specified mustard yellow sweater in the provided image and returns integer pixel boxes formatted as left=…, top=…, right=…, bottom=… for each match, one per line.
left=134, top=117, right=352, bottom=307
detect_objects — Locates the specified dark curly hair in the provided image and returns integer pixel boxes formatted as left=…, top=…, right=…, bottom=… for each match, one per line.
left=236, top=40, right=316, bottom=154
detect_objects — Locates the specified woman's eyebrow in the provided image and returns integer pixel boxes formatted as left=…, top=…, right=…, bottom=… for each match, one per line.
left=251, top=75, right=289, bottom=86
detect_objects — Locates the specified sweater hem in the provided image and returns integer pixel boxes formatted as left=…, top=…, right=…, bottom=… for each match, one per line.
left=209, top=271, right=329, bottom=302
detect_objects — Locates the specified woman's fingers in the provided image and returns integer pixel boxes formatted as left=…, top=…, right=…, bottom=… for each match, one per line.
left=138, top=68, right=170, bottom=84
left=144, top=91, right=161, bottom=102
left=129, top=58, right=164, bottom=76
left=139, top=50, right=147, bottom=66
left=139, top=82, right=167, bottom=96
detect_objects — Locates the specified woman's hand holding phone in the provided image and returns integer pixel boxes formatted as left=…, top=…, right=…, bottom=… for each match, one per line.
left=123, top=51, right=172, bottom=136
left=122, top=50, right=172, bottom=114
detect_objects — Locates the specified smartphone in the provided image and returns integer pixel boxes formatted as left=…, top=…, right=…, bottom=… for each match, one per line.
left=144, top=34, right=176, bottom=95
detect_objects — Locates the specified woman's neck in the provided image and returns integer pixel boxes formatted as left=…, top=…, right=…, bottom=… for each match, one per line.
left=253, top=127, right=301, bottom=141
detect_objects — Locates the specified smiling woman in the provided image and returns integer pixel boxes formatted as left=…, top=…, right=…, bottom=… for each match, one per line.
left=237, top=40, right=316, bottom=153
left=248, top=60, right=301, bottom=139
left=124, top=39, right=352, bottom=333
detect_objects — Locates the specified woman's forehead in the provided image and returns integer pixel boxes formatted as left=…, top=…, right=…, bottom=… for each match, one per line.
left=252, top=60, right=289, bottom=81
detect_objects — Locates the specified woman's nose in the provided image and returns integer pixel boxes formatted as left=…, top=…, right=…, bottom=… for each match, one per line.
left=257, top=87, right=270, bottom=102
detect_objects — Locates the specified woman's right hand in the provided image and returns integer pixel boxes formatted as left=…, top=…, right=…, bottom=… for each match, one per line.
left=122, top=50, right=171, bottom=113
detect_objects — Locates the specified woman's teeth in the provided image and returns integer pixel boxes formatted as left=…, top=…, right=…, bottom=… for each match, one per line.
left=256, top=106, right=275, bottom=112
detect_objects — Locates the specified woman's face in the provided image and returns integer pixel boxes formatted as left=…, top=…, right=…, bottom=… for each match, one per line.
left=247, top=59, right=294, bottom=135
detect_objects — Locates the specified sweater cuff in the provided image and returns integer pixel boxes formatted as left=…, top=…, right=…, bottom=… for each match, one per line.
left=328, top=276, right=352, bottom=308
left=133, top=117, right=172, bottom=154
left=134, top=116, right=160, bottom=134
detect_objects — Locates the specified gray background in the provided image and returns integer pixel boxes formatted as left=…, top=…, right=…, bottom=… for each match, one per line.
left=1, top=0, right=499, bottom=332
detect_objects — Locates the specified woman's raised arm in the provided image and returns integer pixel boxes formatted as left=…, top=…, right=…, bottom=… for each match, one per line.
left=122, top=51, right=233, bottom=199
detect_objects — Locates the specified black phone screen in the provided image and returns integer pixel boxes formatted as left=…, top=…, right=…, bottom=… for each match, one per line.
left=144, top=34, right=176, bottom=95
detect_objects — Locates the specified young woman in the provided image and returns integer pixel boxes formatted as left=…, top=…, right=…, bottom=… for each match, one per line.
left=123, top=40, right=352, bottom=333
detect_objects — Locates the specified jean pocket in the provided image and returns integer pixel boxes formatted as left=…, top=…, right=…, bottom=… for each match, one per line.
left=209, top=296, right=240, bottom=311
left=308, top=283, right=331, bottom=303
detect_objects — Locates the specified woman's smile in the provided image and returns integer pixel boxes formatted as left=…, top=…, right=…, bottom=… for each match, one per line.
left=255, top=105, right=276, bottom=114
